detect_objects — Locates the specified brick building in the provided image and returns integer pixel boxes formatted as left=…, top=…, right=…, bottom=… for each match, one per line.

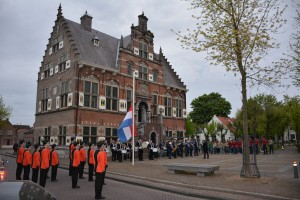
left=0, top=119, right=16, bottom=149
left=34, top=5, right=187, bottom=146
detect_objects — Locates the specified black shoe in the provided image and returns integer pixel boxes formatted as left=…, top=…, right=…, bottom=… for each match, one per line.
left=89, top=179, right=94, bottom=181
left=72, top=185, right=80, bottom=189
left=51, top=179, right=58, bottom=182
left=79, top=177, right=85, bottom=179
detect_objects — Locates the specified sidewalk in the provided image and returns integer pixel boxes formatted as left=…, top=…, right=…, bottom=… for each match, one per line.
left=3, top=146, right=300, bottom=200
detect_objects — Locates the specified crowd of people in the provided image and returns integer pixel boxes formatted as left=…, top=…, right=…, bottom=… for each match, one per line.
left=15, top=138, right=107, bottom=199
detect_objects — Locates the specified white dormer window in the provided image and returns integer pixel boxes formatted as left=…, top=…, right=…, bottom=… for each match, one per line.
left=92, top=36, right=100, bottom=46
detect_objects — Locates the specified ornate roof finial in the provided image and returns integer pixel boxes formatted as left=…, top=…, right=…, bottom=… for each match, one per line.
left=57, top=3, right=63, bottom=19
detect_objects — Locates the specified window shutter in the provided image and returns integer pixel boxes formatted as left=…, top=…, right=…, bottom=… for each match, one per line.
left=49, top=47, right=53, bottom=55
left=55, top=65, right=58, bottom=73
left=38, top=101, right=42, bottom=112
left=50, top=68, right=54, bottom=76
left=41, top=72, right=44, bottom=80
left=119, top=99, right=127, bottom=112
left=66, top=60, right=71, bottom=69
left=148, top=74, right=153, bottom=81
left=173, top=107, right=177, bottom=117
left=47, top=98, right=52, bottom=111
left=67, top=93, right=73, bottom=107
left=134, top=47, right=139, bottom=55
left=133, top=70, right=139, bottom=78
left=56, top=96, right=60, bottom=109
left=183, top=109, right=187, bottom=118
left=59, top=41, right=64, bottom=49
left=99, top=96, right=106, bottom=109
left=79, top=92, right=84, bottom=106
left=148, top=53, right=153, bottom=60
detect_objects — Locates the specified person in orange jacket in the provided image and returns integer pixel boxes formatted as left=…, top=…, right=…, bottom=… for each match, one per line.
left=31, top=144, right=40, bottom=183
left=51, top=144, right=59, bottom=181
left=72, top=142, right=80, bottom=189
left=40, top=140, right=50, bottom=188
left=94, top=142, right=107, bottom=199
left=22, top=142, right=32, bottom=180
left=69, top=137, right=75, bottom=176
left=16, top=140, right=25, bottom=180
left=87, top=142, right=95, bottom=181
left=79, top=142, right=86, bottom=179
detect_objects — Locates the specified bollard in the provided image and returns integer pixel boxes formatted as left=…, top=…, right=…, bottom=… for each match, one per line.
left=293, top=161, right=298, bottom=179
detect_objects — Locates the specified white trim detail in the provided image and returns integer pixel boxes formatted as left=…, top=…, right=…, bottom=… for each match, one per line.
left=49, top=47, right=52, bottom=55
left=183, top=109, right=187, bottom=118
left=66, top=136, right=71, bottom=146
left=41, top=72, right=44, bottom=80
left=50, top=68, right=54, bottom=76
left=55, top=65, right=58, bottom=73
left=67, top=93, right=73, bottom=107
left=79, top=92, right=84, bottom=106
left=66, top=60, right=71, bottom=69
left=56, top=96, right=60, bottom=109
left=148, top=53, right=153, bottom=60
left=173, top=107, right=177, bottom=117
left=134, top=47, right=139, bottom=55
left=99, top=96, right=106, bottom=109
left=47, top=98, right=52, bottom=111
left=133, top=70, right=139, bottom=78
left=148, top=74, right=153, bottom=81
left=119, top=99, right=127, bottom=112
left=38, top=101, right=42, bottom=113
left=59, top=41, right=64, bottom=49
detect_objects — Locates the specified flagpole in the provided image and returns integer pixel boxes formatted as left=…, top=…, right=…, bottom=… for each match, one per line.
left=132, top=71, right=135, bottom=167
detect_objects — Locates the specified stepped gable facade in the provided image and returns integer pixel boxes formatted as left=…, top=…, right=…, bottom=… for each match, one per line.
left=34, top=5, right=187, bottom=146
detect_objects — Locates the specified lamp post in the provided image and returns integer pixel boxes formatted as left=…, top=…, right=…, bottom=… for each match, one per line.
left=293, top=160, right=298, bottom=179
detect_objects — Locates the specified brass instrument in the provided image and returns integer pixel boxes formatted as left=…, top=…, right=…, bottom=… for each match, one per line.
left=172, top=144, right=178, bottom=153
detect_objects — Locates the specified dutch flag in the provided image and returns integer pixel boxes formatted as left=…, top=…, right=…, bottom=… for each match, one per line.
left=117, top=106, right=136, bottom=142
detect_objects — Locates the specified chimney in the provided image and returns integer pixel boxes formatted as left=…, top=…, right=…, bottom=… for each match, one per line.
left=138, top=12, right=148, bottom=32
left=80, top=11, right=92, bottom=32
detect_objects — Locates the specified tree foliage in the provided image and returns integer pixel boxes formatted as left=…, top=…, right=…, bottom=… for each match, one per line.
left=0, top=96, right=12, bottom=128
left=189, top=92, right=231, bottom=125
left=177, top=0, right=288, bottom=177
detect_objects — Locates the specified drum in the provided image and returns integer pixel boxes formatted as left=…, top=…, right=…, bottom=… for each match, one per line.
left=121, top=150, right=127, bottom=154
left=153, top=148, right=158, bottom=152
left=134, top=147, right=138, bottom=151
left=105, top=148, right=111, bottom=153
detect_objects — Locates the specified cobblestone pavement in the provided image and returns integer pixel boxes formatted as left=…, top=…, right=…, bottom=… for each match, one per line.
left=1, top=146, right=300, bottom=200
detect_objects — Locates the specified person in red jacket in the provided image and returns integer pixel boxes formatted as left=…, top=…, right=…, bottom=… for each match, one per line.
left=51, top=144, right=59, bottom=181
left=79, top=142, right=86, bottom=179
left=31, top=144, right=40, bottom=183
left=40, top=140, right=50, bottom=188
left=69, top=137, right=75, bottom=176
left=87, top=142, right=95, bottom=181
left=72, top=142, right=80, bottom=189
left=22, top=142, right=32, bottom=180
left=16, top=140, right=25, bottom=180
left=94, top=142, right=107, bottom=199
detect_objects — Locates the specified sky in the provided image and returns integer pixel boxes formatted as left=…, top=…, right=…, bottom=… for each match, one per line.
left=0, top=0, right=298, bottom=126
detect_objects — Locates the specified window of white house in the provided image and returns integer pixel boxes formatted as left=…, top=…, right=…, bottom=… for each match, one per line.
left=44, top=127, right=51, bottom=142
left=153, top=70, right=158, bottom=82
left=139, top=41, right=148, bottom=59
left=139, top=65, right=148, bottom=80
left=126, top=89, right=132, bottom=111
left=164, top=96, right=172, bottom=117
left=51, top=35, right=63, bottom=53
left=105, top=128, right=117, bottom=143
left=84, top=81, right=98, bottom=108
left=106, top=85, right=118, bottom=111
left=175, top=98, right=182, bottom=117
left=59, top=54, right=69, bottom=72
left=60, top=80, right=70, bottom=108
left=83, top=126, right=97, bottom=145
left=153, top=93, right=158, bottom=115
left=41, top=88, right=48, bottom=111
left=43, top=63, right=52, bottom=79
left=127, top=62, right=133, bottom=76
left=58, top=126, right=66, bottom=145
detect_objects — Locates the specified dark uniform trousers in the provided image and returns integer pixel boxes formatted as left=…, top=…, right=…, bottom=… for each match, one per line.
left=88, top=164, right=94, bottom=181
left=32, top=167, right=39, bottom=183
left=39, top=168, right=48, bottom=187
left=51, top=165, right=58, bottom=180
left=138, top=149, right=143, bottom=161
left=79, top=161, right=85, bottom=178
left=95, top=172, right=105, bottom=199
left=72, top=167, right=79, bottom=188
left=16, top=163, right=23, bottom=180
left=23, top=165, right=30, bottom=180
left=69, top=159, right=73, bottom=176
